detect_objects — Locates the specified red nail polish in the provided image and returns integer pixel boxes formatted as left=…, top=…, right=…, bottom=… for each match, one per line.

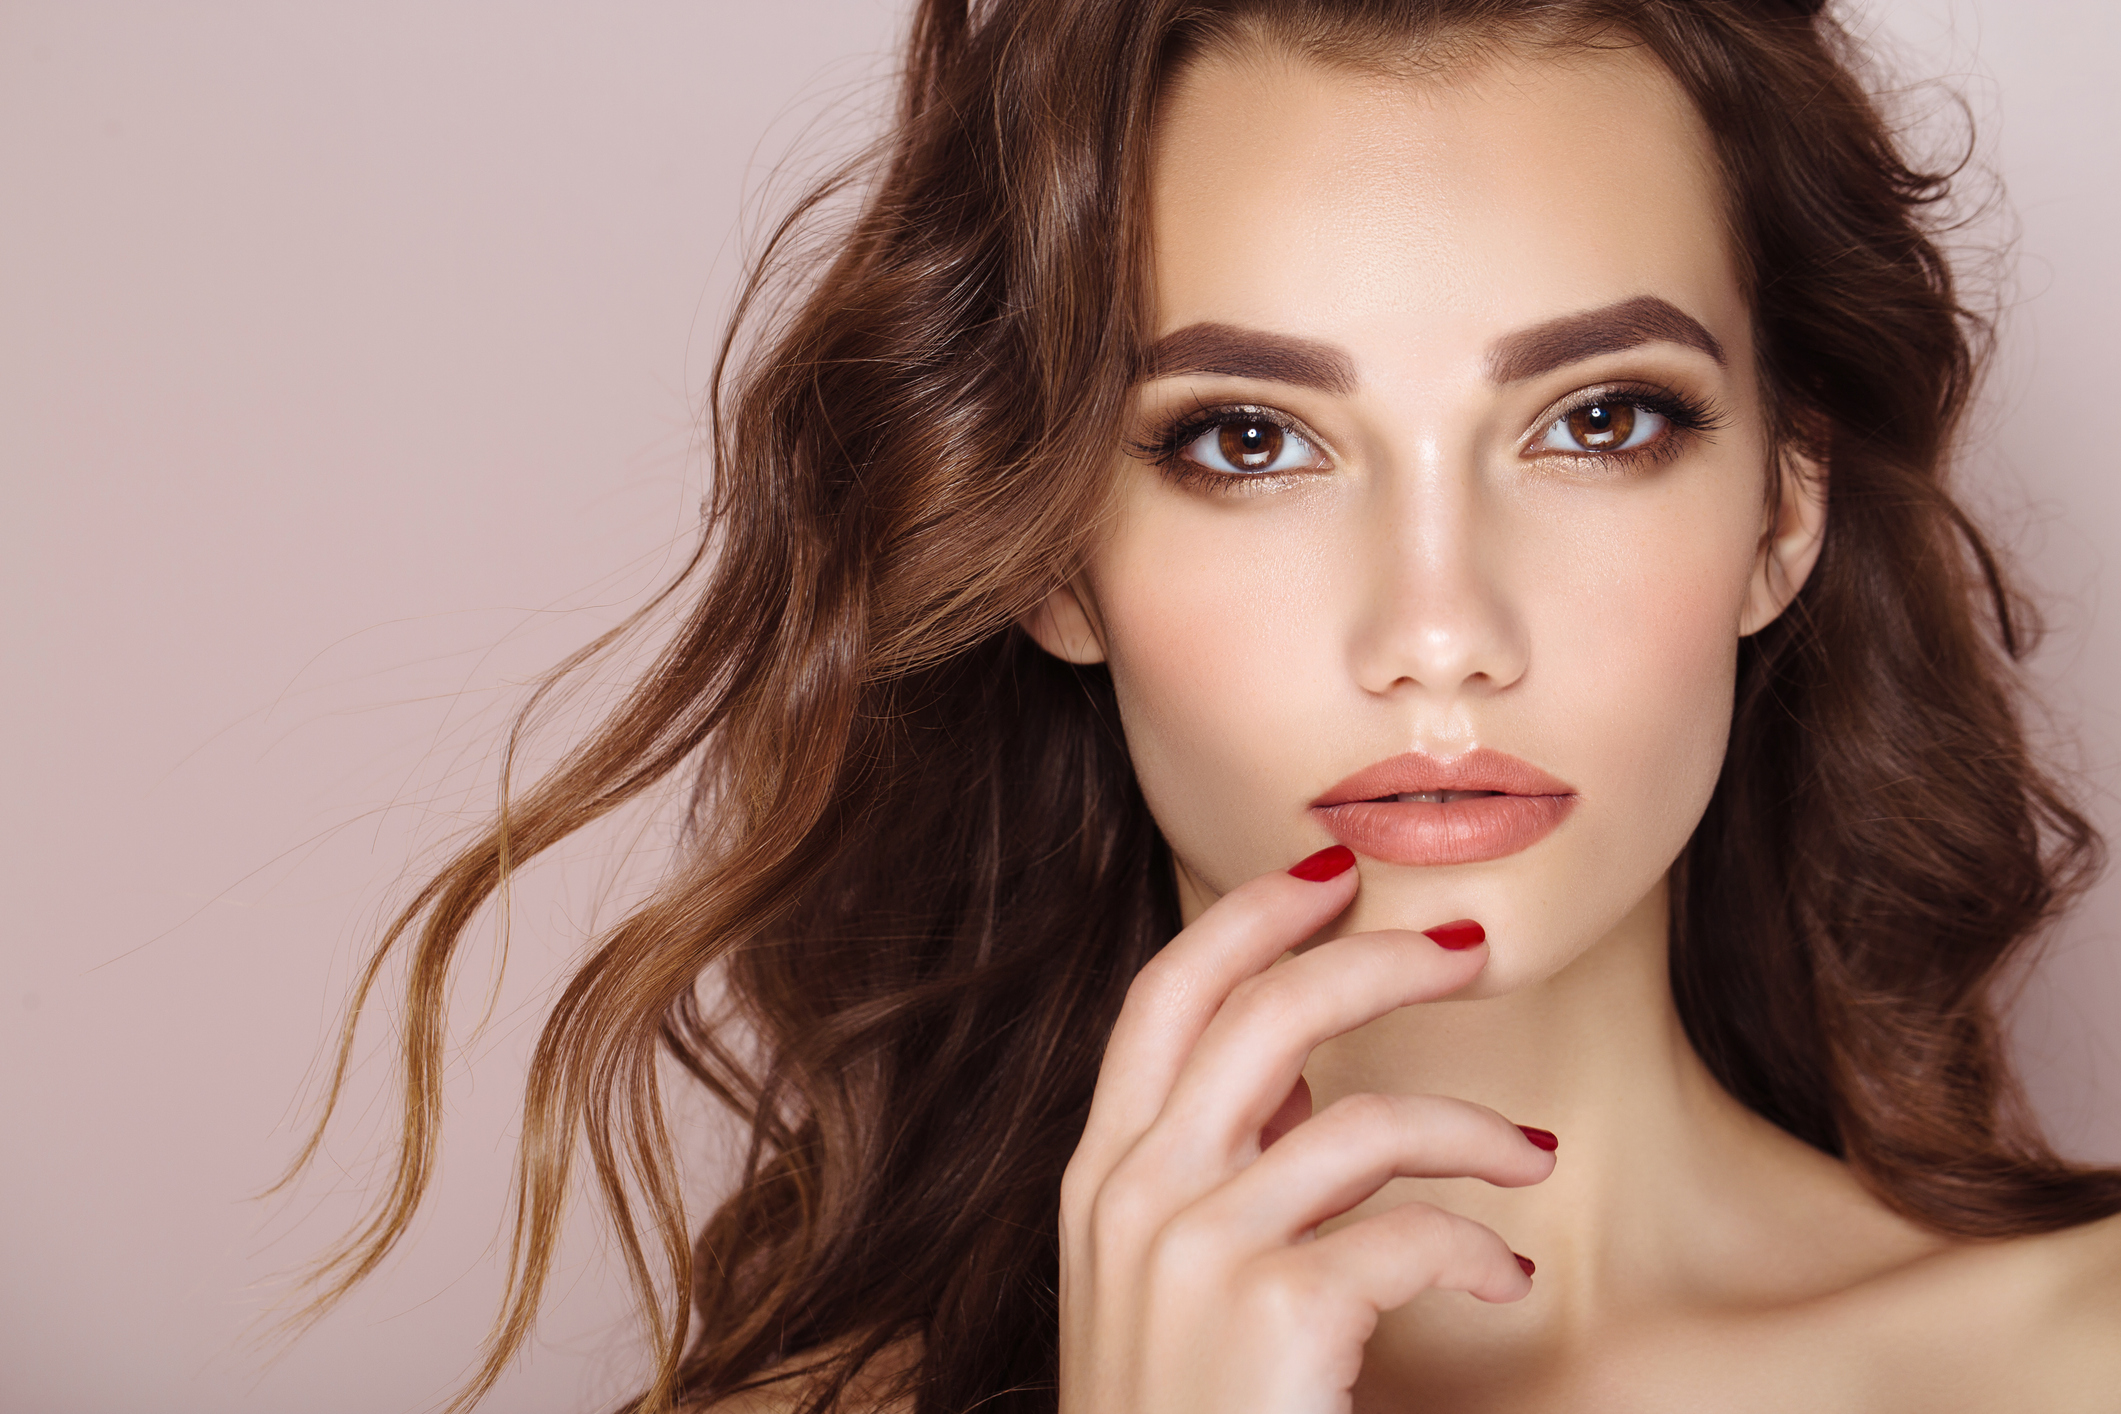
left=1287, top=845, right=1356, bottom=881
left=1422, top=918, right=1485, bottom=949
left=1515, top=1253, right=1536, bottom=1278
left=1517, top=1125, right=1558, bottom=1152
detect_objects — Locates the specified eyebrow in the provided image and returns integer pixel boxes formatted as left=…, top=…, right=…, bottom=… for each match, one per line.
left=1141, top=295, right=1722, bottom=397
left=1484, top=295, right=1725, bottom=383
left=1141, top=321, right=1357, bottom=395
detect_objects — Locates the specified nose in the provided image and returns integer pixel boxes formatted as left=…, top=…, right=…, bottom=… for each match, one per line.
left=1345, top=450, right=1530, bottom=701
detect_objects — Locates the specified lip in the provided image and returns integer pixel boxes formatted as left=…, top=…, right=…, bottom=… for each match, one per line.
left=1310, top=748, right=1578, bottom=867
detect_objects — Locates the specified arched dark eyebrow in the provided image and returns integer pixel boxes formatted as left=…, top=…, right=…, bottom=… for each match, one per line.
left=1485, top=295, right=1724, bottom=384
left=1141, top=321, right=1356, bottom=395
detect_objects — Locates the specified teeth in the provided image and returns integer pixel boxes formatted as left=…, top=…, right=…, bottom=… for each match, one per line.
left=1393, top=790, right=1501, bottom=805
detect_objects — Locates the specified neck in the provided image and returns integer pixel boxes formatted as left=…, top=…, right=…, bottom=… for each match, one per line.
left=1307, top=881, right=1691, bottom=1147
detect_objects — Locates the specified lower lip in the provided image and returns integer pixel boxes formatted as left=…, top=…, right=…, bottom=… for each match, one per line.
left=1311, top=794, right=1576, bottom=866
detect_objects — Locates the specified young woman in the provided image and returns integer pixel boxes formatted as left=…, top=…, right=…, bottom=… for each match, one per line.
left=293, top=0, right=2121, bottom=1409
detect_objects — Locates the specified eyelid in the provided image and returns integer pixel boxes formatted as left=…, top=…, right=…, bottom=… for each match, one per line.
left=1517, top=381, right=1721, bottom=459
left=1135, top=400, right=1340, bottom=478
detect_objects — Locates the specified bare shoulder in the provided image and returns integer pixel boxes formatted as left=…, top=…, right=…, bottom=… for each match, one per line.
left=2005, top=1210, right=2121, bottom=1408
left=1890, top=1208, right=2121, bottom=1408
left=2023, top=1209, right=2121, bottom=1351
left=1967, top=1207, right=2121, bottom=1324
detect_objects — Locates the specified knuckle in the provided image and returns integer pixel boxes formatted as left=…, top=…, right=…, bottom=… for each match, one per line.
left=1143, top=1210, right=1229, bottom=1292
left=1223, top=972, right=1300, bottom=1031
left=1397, top=1200, right=1461, bottom=1251
left=1058, top=1154, right=1100, bottom=1220
left=1324, top=1090, right=1400, bottom=1133
left=1121, top=955, right=1179, bottom=1016
left=1085, top=1165, right=1158, bottom=1246
left=1236, top=1255, right=1334, bottom=1329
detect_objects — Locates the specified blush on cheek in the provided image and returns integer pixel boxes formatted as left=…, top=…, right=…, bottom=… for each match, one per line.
left=1098, top=541, right=1339, bottom=896
left=1107, top=641, right=1306, bottom=896
left=1512, top=506, right=1751, bottom=888
left=1596, top=574, right=1746, bottom=855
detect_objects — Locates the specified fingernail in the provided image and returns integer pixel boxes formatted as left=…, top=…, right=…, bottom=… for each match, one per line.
left=1422, top=918, right=1485, bottom=950
left=1515, top=1253, right=1536, bottom=1278
left=1287, top=845, right=1356, bottom=881
left=1517, top=1125, right=1559, bottom=1152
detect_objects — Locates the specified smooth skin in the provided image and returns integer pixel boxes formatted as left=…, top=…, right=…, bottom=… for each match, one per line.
left=1019, top=36, right=2121, bottom=1414
left=720, top=32, right=2121, bottom=1414
left=1056, top=859, right=1549, bottom=1414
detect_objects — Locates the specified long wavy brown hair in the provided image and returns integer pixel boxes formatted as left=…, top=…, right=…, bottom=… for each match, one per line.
left=285, top=1, right=2117, bottom=1410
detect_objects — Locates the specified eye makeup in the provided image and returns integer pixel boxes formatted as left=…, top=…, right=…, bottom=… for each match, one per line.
left=1130, top=379, right=1725, bottom=493
left=1128, top=401, right=1334, bottom=493
left=1519, top=382, right=1725, bottom=473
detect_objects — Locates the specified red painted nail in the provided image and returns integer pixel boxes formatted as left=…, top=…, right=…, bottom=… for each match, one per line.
left=1517, top=1125, right=1559, bottom=1152
left=1515, top=1252, right=1536, bottom=1278
left=1422, top=918, right=1485, bottom=949
left=1287, top=845, right=1356, bottom=882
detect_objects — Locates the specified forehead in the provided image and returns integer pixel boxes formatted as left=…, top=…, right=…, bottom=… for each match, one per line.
left=1147, top=39, right=1743, bottom=365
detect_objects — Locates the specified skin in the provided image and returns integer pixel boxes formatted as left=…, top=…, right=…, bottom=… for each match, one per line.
left=1014, top=37, right=2121, bottom=1414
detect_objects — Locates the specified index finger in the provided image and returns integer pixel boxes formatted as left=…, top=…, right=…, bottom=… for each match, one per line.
left=1072, top=847, right=1360, bottom=1174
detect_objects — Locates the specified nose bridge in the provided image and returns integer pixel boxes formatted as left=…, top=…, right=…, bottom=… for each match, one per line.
left=1349, top=434, right=1529, bottom=701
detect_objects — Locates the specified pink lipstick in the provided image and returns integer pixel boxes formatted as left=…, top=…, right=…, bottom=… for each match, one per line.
left=1311, top=748, right=1576, bottom=867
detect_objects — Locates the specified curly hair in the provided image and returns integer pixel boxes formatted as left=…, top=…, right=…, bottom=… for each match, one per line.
left=287, top=3, right=2114, bottom=1411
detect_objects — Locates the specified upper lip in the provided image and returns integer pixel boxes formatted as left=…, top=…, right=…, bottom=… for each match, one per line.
left=1310, top=748, right=1576, bottom=808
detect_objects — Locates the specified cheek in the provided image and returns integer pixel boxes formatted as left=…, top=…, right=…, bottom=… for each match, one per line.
left=1535, top=513, right=1744, bottom=839
left=1085, top=456, right=1768, bottom=971
left=1092, top=498, right=1342, bottom=887
left=1454, top=482, right=1756, bottom=975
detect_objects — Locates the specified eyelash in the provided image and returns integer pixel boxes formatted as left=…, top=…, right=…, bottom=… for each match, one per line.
left=1529, top=384, right=1725, bottom=470
left=1128, top=402, right=1326, bottom=493
left=1132, top=385, right=1725, bottom=490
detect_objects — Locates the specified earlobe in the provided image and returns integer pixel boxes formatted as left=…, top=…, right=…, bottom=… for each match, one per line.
left=1739, top=446, right=1829, bottom=637
left=1020, top=582, right=1108, bottom=665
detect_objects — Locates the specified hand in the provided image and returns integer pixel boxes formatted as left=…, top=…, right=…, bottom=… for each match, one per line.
left=1057, top=846, right=1556, bottom=1414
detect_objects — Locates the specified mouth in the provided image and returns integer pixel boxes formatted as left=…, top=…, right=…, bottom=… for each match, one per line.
left=1310, top=748, right=1577, bottom=867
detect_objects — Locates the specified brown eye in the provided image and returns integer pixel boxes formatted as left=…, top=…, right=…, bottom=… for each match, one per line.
left=1565, top=402, right=1634, bottom=449
left=1174, top=412, right=1323, bottom=477
left=1538, top=399, right=1665, bottom=456
left=1218, top=420, right=1284, bottom=469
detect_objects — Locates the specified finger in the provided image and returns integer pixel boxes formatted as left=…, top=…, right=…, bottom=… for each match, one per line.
left=1258, top=1074, right=1312, bottom=1150
left=1193, top=1093, right=1555, bottom=1242
left=1251, top=1200, right=1533, bottom=1318
left=1073, top=848, right=1359, bottom=1173
left=1149, top=928, right=1487, bottom=1163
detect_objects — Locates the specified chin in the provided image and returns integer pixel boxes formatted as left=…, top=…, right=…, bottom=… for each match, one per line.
left=1325, top=838, right=1669, bottom=997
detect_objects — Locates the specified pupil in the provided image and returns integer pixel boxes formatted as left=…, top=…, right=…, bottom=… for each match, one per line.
left=1566, top=402, right=1634, bottom=449
left=1219, top=421, right=1283, bottom=469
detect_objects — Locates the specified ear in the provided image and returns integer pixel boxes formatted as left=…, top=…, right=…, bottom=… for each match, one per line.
left=1020, top=581, right=1108, bottom=665
left=1739, top=444, right=1828, bottom=637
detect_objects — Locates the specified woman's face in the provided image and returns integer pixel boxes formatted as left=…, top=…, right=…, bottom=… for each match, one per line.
left=1031, top=39, right=1823, bottom=993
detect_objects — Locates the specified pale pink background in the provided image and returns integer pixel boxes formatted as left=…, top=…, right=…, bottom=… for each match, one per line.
left=3, top=3, right=2114, bottom=1411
